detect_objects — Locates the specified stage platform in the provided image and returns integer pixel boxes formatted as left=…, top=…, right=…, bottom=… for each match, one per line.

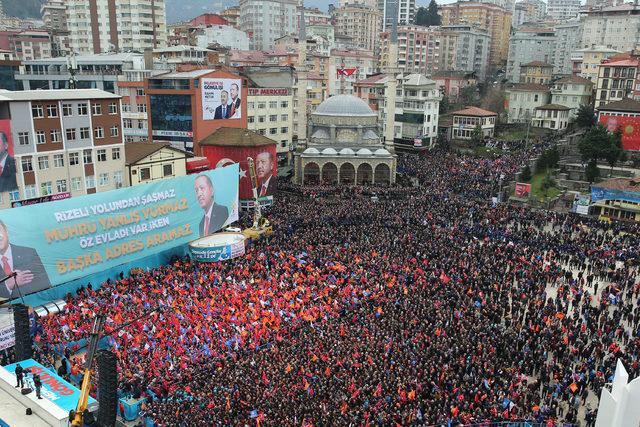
left=0, top=359, right=97, bottom=427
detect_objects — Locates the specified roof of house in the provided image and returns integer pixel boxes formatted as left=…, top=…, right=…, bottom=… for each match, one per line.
left=199, top=127, right=277, bottom=147
left=601, top=58, right=639, bottom=67
left=452, top=106, right=497, bottom=117
left=522, top=60, right=553, bottom=67
left=554, top=75, right=593, bottom=85
left=433, top=70, right=475, bottom=79
left=0, top=89, right=119, bottom=101
left=594, top=177, right=640, bottom=193
left=535, top=103, right=571, bottom=111
left=355, top=74, right=388, bottom=85
left=403, top=73, right=436, bottom=87
left=506, top=83, right=550, bottom=92
left=125, top=142, right=189, bottom=165
left=598, top=98, right=640, bottom=113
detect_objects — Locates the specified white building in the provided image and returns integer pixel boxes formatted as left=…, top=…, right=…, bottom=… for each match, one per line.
left=394, top=74, right=441, bottom=147
left=444, top=25, right=491, bottom=82
left=582, top=4, right=640, bottom=53
left=247, top=88, right=294, bottom=163
left=381, top=0, right=416, bottom=29
left=505, top=83, right=551, bottom=123
left=65, top=0, right=167, bottom=55
left=547, top=0, right=580, bottom=21
left=239, top=0, right=298, bottom=51
left=506, top=27, right=556, bottom=83
left=553, top=21, right=583, bottom=76
left=595, top=360, right=640, bottom=427
left=513, top=0, right=546, bottom=27
left=550, top=75, right=593, bottom=120
left=194, top=25, right=250, bottom=51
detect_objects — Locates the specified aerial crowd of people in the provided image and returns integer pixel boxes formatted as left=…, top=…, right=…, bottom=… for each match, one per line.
left=30, top=142, right=640, bottom=426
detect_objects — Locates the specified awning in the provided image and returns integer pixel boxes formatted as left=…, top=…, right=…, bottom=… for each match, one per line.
left=187, top=157, right=210, bottom=172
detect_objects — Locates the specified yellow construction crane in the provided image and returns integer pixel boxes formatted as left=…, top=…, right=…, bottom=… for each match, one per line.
left=242, top=156, right=273, bottom=240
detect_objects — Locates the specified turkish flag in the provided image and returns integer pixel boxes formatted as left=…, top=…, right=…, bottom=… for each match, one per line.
left=337, top=68, right=357, bottom=77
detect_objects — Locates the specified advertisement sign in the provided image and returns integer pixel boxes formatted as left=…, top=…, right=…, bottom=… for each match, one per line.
left=152, top=130, right=194, bottom=138
left=591, top=186, right=640, bottom=204
left=248, top=88, right=290, bottom=96
left=201, top=78, right=242, bottom=121
left=189, top=233, right=246, bottom=262
left=0, top=165, right=239, bottom=299
left=599, top=114, right=640, bottom=151
left=413, top=138, right=423, bottom=147
left=2, top=359, right=97, bottom=412
left=12, top=192, right=70, bottom=208
left=0, top=323, right=15, bottom=350
left=574, top=194, right=590, bottom=215
left=515, top=182, right=532, bottom=197
left=203, top=144, right=277, bottom=200
left=149, top=94, right=193, bottom=140
left=0, top=119, right=18, bottom=193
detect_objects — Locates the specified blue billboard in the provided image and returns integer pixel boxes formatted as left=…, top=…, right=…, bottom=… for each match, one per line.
left=591, top=186, right=640, bottom=204
left=0, top=165, right=239, bottom=299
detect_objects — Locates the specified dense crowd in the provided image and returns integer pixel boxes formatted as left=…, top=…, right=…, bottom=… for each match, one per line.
left=34, top=146, right=639, bottom=426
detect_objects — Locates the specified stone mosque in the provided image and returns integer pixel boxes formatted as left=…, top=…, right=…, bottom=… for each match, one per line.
left=293, top=95, right=397, bottom=185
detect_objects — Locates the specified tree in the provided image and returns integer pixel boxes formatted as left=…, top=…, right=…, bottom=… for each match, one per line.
left=415, top=0, right=442, bottom=27
left=459, top=86, right=478, bottom=106
left=439, top=96, right=450, bottom=114
left=575, top=104, right=597, bottom=129
left=578, top=124, right=611, bottom=163
left=471, top=124, right=483, bottom=147
left=519, top=165, right=532, bottom=182
left=585, top=159, right=600, bottom=183
left=604, top=127, right=624, bottom=175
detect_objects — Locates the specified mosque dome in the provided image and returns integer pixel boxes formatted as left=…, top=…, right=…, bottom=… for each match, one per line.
left=356, top=148, right=373, bottom=156
left=314, top=95, right=376, bottom=117
left=303, top=148, right=320, bottom=155
left=322, top=148, right=338, bottom=155
left=339, top=148, right=355, bottom=156
left=374, top=148, right=391, bottom=156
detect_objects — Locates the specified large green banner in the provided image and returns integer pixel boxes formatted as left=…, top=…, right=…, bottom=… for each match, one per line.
left=0, top=164, right=239, bottom=299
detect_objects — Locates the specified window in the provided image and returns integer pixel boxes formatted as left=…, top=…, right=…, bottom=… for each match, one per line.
left=50, top=129, right=62, bottom=143
left=77, top=103, right=88, bottom=116
left=91, top=103, right=102, bottom=115
left=258, top=129, right=265, bottom=135
left=137, top=104, right=146, bottom=113
left=139, top=167, right=151, bottom=180
left=258, top=102, right=266, bottom=109
left=80, top=127, right=90, bottom=139
left=37, top=156, right=49, bottom=170
left=36, top=131, right=46, bottom=145
left=281, top=101, right=288, bottom=108
left=69, top=152, right=79, bottom=166
left=32, top=105, right=44, bottom=118
left=269, top=101, right=278, bottom=108
left=21, top=157, right=33, bottom=172
left=53, top=153, right=64, bottom=167
left=112, top=147, right=121, bottom=160
left=123, top=118, right=132, bottom=128
left=62, top=103, right=73, bottom=116
left=113, top=171, right=123, bottom=187
left=94, top=127, right=104, bottom=139
left=163, top=164, right=173, bottom=177
left=71, top=177, right=82, bottom=191
left=281, top=127, right=288, bottom=133
left=40, top=181, right=52, bottom=196
left=136, top=88, right=145, bottom=96
left=269, top=114, right=277, bottom=122
left=248, top=116, right=255, bottom=124
left=97, top=149, right=107, bottom=162
left=66, top=128, right=76, bottom=141
left=98, top=173, right=109, bottom=186
left=83, top=149, right=92, bottom=164
left=281, top=114, right=288, bottom=121
left=258, top=116, right=265, bottom=123
left=47, top=104, right=58, bottom=118
left=270, top=128, right=277, bottom=135
left=56, top=179, right=67, bottom=192
left=18, top=132, right=30, bottom=145
left=109, top=125, right=119, bottom=137
left=109, top=102, right=118, bottom=114
left=24, top=185, right=36, bottom=199
left=85, top=175, right=95, bottom=189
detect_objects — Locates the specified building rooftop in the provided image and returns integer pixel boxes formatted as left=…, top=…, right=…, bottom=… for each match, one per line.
left=200, top=127, right=276, bottom=147
left=403, top=74, right=436, bottom=87
left=452, top=106, right=497, bottom=117
left=598, top=98, right=640, bottom=113
left=554, top=75, right=593, bottom=85
left=594, top=177, right=640, bottom=193
left=154, top=69, right=215, bottom=79
left=153, top=45, right=212, bottom=53
left=433, top=70, right=475, bottom=79
left=0, top=89, right=119, bottom=101
left=314, top=94, right=377, bottom=117
left=601, top=58, right=639, bottom=67
left=574, top=46, right=620, bottom=54
left=21, top=52, right=142, bottom=64
left=522, top=61, right=553, bottom=68
left=506, top=83, right=550, bottom=92
left=125, top=142, right=188, bottom=165
left=536, top=104, right=571, bottom=110
left=355, top=74, right=388, bottom=85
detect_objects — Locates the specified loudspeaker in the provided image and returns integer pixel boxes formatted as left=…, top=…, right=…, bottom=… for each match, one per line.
left=96, top=350, right=117, bottom=427
left=26, top=408, right=32, bottom=415
left=13, top=304, right=32, bottom=361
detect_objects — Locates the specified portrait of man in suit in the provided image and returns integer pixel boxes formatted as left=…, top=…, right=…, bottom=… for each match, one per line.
left=229, top=83, right=241, bottom=119
left=255, top=151, right=276, bottom=197
left=0, top=220, right=51, bottom=299
left=214, top=90, right=231, bottom=120
left=195, top=175, right=229, bottom=237
left=0, top=131, right=18, bottom=194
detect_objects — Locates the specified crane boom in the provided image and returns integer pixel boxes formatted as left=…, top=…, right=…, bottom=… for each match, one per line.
left=71, top=315, right=104, bottom=426
left=242, top=156, right=272, bottom=239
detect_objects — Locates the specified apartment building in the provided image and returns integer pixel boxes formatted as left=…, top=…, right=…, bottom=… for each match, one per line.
left=595, top=58, right=640, bottom=108
left=571, top=45, right=621, bottom=82
left=239, top=0, right=298, bottom=51
left=247, top=88, right=294, bottom=163
left=9, top=31, right=52, bottom=61
left=513, top=0, right=546, bottom=27
left=0, top=89, right=125, bottom=209
left=65, top=0, right=167, bottom=55
left=394, top=74, right=441, bottom=147
left=554, top=22, right=583, bottom=76
left=41, top=1, right=67, bottom=31
left=547, top=0, right=581, bottom=21
left=505, top=83, right=551, bottom=123
left=520, top=61, right=554, bottom=85
left=550, top=76, right=593, bottom=120
left=380, top=26, right=442, bottom=77
left=328, top=49, right=377, bottom=97
left=380, top=0, right=416, bottom=29
left=333, top=3, right=381, bottom=52
left=582, top=4, right=640, bottom=53
left=506, top=28, right=555, bottom=83
left=220, top=5, right=240, bottom=28
left=440, top=1, right=512, bottom=70
left=441, top=25, right=491, bottom=81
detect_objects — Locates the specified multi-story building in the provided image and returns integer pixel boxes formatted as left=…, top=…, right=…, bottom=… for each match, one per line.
left=552, top=22, right=583, bottom=76
left=239, top=0, right=298, bottom=51
left=582, top=4, right=640, bottom=54
left=547, top=0, right=581, bottom=21
left=41, top=1, right=67, bottom=31
left=449, top=106, right=497, bottom=139
left=9, top=31, right=52, bottom=61
left=65, top=0, right=167, bottom=55
left=354, top=73, right=389, bottom=129
left=440, top=1, right=512, bottom=71
left=595, top=58, right=640, bottom=108
left=532, top=104, right=571, bottom=130
left=380, top=26, right=442, bottom=77
left=0, top=89, right=126, bottom=208
left=303, top=7, right=331, bottom=26
left=307, top=24, right=336, bottom=53
left=550, top=75, right=593, bottom=120
left=333, top=3, right=381, bottom=52
left=220, top=5, right=240, bottom=28
left=380, top=0, right=416, bottom=29
left=441, top=25, right=491, bottom=81
left=505, top=83, right=551, bottom=123
left=116, top=68, right=166, bottom=142
left=571, top=45, right=621, bottom=82
left=328, top=49, right=377, bottom=97
left=506, top=27, right=555, bottom=83
left=513, top=0, right=546, bottom=27
left=0, top=54, right=22, bottom=90
left=168, top=14, right=250, bottom=51
left=520, top=61, right=554, bottom=84
left=247, top=88, right=294, bottom=163
left=433, top=71, right=477, bottom=100
left=394, top=74, right=441, bottom=147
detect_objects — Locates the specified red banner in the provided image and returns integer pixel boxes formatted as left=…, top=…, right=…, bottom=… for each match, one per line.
left=337, top=68, right=357, bottom=77
left=515, top=183, right=531, bottom=197
left=599, top=114, right=640, bottom=151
